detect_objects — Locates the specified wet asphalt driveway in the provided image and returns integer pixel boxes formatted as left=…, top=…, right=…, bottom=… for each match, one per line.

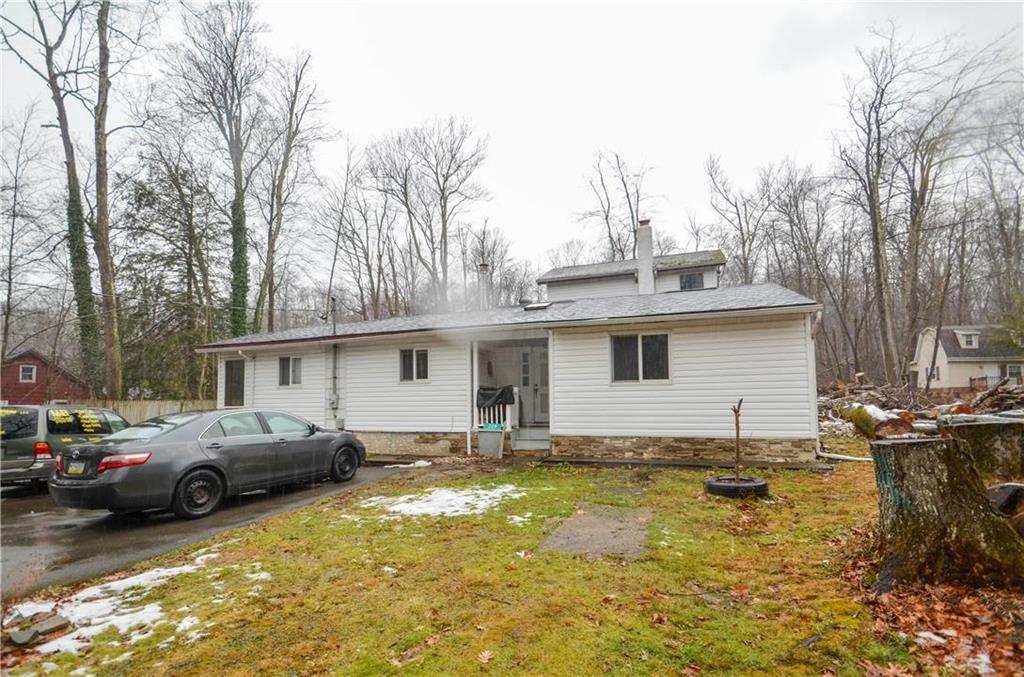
left=1, top=466, right=398, bottom=600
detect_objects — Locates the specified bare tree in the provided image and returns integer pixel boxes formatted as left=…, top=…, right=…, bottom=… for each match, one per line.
left=367, top=117, right=488, bottom=311
left=2, top=0, right=102, bottom=389
left=1, top=104, right=61, bottom=359
left=171, top=0, right=267, bottom=337
left=581, top=151, right=650, bottom=261
left=252, top=53, right=325, bottom=332
left=706, top=156, right=773, bottom=285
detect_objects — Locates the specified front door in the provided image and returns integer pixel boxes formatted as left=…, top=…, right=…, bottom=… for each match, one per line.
left=519, top=346, right=549, bottom=426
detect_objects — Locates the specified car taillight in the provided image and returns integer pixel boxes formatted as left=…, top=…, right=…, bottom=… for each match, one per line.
left=34, top=441, right=52, bottom=459
left=97, top=452, right=151, bottom=473
left=55, top=454, right=63, bottom=471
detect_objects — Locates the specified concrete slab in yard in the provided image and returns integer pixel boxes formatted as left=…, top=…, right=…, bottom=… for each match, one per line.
left=540, top=503, right=652, bottom=561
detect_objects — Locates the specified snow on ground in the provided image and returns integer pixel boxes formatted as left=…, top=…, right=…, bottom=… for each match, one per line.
left=507, top=512, right=533, bottom=526
left=383, top=460, right=432, bottom=468
left=4, top=600, right=56, bottom=625
left=360, top=484, right=525, bottom=517
left=22, top=552, right=220, bottom=655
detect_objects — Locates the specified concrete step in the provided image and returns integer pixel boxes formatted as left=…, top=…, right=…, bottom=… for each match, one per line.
left=513, top=427, right=550, bottom=440
left=511, top=439, right=551, bottom=451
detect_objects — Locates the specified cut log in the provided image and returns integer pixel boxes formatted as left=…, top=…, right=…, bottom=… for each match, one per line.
left=890, top=409, right=916, bottom=424
left=871, top=438, right=1024, bottom=589
left=971, top=377, right=1010, bottom=408
left=911, top=421, right=938, bottom=435
left=839, top=403, right=914, bottom=439
left=937, top=402, right=974, bottom=416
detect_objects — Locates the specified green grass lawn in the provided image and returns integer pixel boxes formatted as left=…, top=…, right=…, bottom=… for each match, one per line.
left=9, top=441, right=912, bottom=676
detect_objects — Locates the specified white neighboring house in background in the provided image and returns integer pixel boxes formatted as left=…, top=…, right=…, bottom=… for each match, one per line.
left=198, top=220, right=822, bottom=464
left=909, top=325, right=1024, bottom=394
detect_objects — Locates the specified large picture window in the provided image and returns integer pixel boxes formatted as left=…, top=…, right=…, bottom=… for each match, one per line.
left=400, top=349, right=429, bottom=381
left=278, top=357, right=302, bottom=386
left=611, top=334, right=669, bottom=382
left=224, top=359, right=245, bottom=407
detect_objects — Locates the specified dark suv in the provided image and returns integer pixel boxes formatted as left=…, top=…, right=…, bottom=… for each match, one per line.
left=1, top=405, right=130, bottom=488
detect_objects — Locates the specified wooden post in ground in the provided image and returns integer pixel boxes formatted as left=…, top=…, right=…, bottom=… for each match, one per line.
left=870, top=438, right=1024, bottom=589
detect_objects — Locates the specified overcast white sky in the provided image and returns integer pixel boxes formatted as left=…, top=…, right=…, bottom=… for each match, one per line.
left=3, top=1, right=1021, bottom=270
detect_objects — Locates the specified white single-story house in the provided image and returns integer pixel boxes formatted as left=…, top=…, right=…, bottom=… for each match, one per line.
left=909, top=325, right=1024, bottom=395
left=199, top=221, right=822, bottom=464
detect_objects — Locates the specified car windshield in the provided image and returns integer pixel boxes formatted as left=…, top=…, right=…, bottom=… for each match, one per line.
left=105, top=412, right=202, bottom=440
left=0, top=408, right=38, bottom=440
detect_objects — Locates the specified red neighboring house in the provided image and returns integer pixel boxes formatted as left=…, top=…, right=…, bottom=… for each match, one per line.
left=1, top=349, right=91, bottom=404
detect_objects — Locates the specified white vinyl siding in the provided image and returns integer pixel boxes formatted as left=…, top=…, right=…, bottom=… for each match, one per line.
left=545, top=276, right=637, bottom=301
left=342, top=336, right=469, bottom=432
left=217, top=347, right=327, bottom=425
left=550, top=314, right=816, bottom=439
left=654, top=267, right=719, bottom=293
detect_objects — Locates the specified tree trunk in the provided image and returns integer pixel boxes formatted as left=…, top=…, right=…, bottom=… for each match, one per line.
left=840, top=403, right=914, bottom=439
left=229, top=184, right=248, bottom=337
left=93, top=0, right=122, bottom=398
left=44, top=39, right=100, bottom=391
left=871, top=438, right=1024, bottom=589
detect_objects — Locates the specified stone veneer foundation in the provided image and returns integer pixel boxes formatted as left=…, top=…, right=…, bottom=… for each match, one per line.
left=359, top=432, right=467, bottom=458
left=549, top=435, right=817, bottom=464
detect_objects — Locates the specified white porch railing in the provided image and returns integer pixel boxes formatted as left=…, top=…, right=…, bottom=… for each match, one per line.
left=476, top=386, right=519, bottom=430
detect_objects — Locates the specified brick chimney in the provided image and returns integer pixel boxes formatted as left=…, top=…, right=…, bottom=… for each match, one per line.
left=637, top=218, right=654, bottom=294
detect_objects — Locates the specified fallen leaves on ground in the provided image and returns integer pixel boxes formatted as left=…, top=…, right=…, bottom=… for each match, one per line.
left=840, top=525, right=1024, bottom=675
left=477, top=649, right=493, bottom=664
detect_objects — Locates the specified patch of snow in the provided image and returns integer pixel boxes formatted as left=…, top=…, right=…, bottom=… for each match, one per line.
left=157, top=636, right=176, bottom=650
left=194, top=553, right=221, bottom=566
left=245, top=571, right=271, bottom=581
left=42, top=661, right=59, bottom=673
left=4, top=600, right=56, bottom=624
left=361, top=484, right=525, bottom=517
left=966, top=653, right=993, bottom=675
left=38, top=603, right=164, bottom=654
left=185, top=629, right=205, bottom=643
left=381, top=566, right=398, bottom=575
left=103, top=652, right=134, bottom=664
left=383, top=460, right=432, bottom=468
left=515, top=550, right=533, bottom=559
left=176, top=616, right=200, bottom=633
left=914, top=631, right=947, bottom=646
left=507, top=512, right=533, bottom=526
left=247, top=585, right=263, bottom=597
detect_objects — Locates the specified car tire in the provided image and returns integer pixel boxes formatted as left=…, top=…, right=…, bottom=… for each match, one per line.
left=172, top=469, right=224, bottom=520
left=704, top=474, right=769, bottom=499
left=330, top=447, right=358, bottom=483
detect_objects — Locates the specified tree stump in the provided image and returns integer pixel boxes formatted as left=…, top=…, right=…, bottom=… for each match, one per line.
left=938, top=420, right=1024, bottom=481
left=870, top=438, right=1024, bottom=589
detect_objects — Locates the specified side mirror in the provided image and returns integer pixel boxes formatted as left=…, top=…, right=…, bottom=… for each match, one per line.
left=307, top=423, right=319, bottom=436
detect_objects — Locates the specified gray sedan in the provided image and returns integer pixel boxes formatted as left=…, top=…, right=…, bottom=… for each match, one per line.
left=48, top=409, right=366, bottom=519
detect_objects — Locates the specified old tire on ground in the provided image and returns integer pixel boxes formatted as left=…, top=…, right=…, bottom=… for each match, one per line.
left=704, top=474, right=769, bottom=498
left=330, top=447, right=358, bottom=483
left=172, top=469, right=224, bottom=520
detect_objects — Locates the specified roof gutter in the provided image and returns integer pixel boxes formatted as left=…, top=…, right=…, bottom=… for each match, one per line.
left=196, top=302, right=821, bottom=353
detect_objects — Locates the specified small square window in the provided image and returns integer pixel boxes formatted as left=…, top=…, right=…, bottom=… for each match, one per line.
left=278, top=357, right=302, bottom=386
left=964, top=334, right=974, bottom=347
left=18, top=365, right=36, bottom=383
left=400, top=349, right=428, bottom=381
left=680, top=273, right=703, bottom=291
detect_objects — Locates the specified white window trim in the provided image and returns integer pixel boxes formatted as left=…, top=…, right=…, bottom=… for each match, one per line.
left=277, top=356, right=303, bottom=388
left=18, top=364, right=37, bottom=383
left=399, top=348, right=430, bottom=383
left=609, top=332, right=672, bottom=384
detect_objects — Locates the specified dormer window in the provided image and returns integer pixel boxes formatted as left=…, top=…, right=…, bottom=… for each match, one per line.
left=954, top=331, right=980, bottom=349
left=679, top=273, right=703, bottom=291
left=964, top=334, right=974, bottom=347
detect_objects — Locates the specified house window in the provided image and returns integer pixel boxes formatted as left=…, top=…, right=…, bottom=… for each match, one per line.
left=964, top=334, right=975, bottom=347
left=679, top=273, right=704, bottom=291
left=18, top=365, right=36, bottom=383
left=611, top=334, right=670, bottom=382
left=927, top=365, right=940, bottom=381
left=1008, top=365, right=1022, bottom=378
left=400, top=349, right=428, bottom=381
left=224, top=359, right=245, bottom=407
left=278, top=357, right=302, bottom=386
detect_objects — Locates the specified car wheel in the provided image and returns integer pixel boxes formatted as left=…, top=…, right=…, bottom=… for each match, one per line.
left=330, top=447, right=358, bottom=483
left=172, top=469, right=224, bottom=520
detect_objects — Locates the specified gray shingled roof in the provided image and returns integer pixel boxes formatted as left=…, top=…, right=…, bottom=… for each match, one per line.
left=937, top=325, right=1024, bottom=360
left=537, top=250, right=726, bottom=284
left=200, top=283, right=817, bottom=350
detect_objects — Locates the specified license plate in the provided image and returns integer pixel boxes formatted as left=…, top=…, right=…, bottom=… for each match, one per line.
left=66, top=461, right=86, bottom=475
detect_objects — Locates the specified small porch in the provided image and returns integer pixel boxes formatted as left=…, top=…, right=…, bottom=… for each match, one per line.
left=471, top=335, right=550, bottom=454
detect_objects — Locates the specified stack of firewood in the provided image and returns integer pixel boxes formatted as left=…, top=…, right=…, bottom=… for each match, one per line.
left=972, top=380, right=1024, bottom=413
